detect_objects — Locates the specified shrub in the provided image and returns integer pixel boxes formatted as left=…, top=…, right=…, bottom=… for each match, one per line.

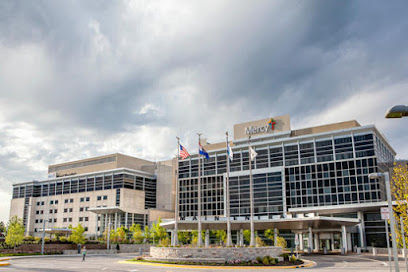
left=289, top=254, right=297, bottom=263
left=280, top=253, right=289, bottom=261
left=51, top=238, right=57, bottom=243
left=276, top=236, right=287, bottom=249
left=256, top=256, right=263, bottom=263
left=23, top=236, right=35, bottom=242
left=270, top=258, right=276, bottom=265
left=158, top=237, right=170, bottom=247
left=59, top=236, right=67, bottom=243
left=44, top=237, right=50, bottom=243
left=255, top=236, right=265, bottom=247
left=34, top=237, right=41, bottom=244
left=262, top=256, right=269, bottom=265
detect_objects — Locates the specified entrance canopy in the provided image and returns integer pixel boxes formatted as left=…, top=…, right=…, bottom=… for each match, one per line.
left=160, top=216, right=359, bottom=231
left=88, top=206, right=125, bottom=214
left=40, top=228, right=72, bottom=235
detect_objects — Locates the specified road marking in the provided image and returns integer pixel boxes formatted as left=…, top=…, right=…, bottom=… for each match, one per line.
left=128, top=270, right=139, bottom=272
left=102, top=268, right=108, bottom=270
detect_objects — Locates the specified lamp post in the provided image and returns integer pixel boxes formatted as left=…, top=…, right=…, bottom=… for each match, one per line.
left=107, top=222, right=113, bottom=250
left=369, top=172, right=399, bottom=272
left=385, top=105, right=408, bottom=118
left=41, top=218, right=52, bottom=255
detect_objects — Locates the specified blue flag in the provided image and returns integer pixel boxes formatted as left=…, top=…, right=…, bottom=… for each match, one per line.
left=199, top=143, right=209, bottom=159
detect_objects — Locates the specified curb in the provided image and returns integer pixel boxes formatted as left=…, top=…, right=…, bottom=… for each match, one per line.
left=7, top=253, right=133, bottom=260
left=118, top=259, right=316, bottom=269
left=0, top=258, right=11, bottom=267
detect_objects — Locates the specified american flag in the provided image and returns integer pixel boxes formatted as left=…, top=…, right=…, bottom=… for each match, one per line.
left=179, top=144, right=190, bottom=160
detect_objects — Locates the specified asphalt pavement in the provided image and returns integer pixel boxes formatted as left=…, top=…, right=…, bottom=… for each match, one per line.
left=0, top=253, right=405, bottom=271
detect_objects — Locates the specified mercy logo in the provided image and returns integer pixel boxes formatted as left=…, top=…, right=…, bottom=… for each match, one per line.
left=268, top=118, right=276, bottom=130
left=245, top=118, right=276, bottom=135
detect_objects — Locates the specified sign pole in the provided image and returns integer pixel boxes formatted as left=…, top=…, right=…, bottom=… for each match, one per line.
left=401, top=216, right=408, bottom=272
left=383, top=210, right=392, bottom=272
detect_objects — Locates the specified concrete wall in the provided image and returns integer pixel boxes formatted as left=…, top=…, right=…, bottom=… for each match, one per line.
left=148, top=209, right=174, bottom=222
left=119, top=188, right=146, bottom=214
left=150, top=246, right=283, bottom=262
left=155, top=159, right=176, bottom=211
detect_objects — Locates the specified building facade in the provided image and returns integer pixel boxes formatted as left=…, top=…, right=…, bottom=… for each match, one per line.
left=172, top=115, right=395, bottom=250
left=10, top=154, right=174, bottom=237
left=9, top=115, right=397, bottom=251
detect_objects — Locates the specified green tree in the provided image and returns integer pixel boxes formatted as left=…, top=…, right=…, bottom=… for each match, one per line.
left=191, top=230, right=205, bottom=246
left=5, top=216, right=25, bottom=252
left=0, top=221, right=6, bottom=232
left=144, top=225, right=151, bottom=244
left=243, top=230, right=251, bottom=244
left=129, top=223, right=143, bottom=244
left=391, top=163, right=408, bottom=248
left=255, top=236, right=265, bottom=247
left=116, top=226, right=127, bottom=243
left=68, top=224, right=86, bottom=245
left=151, top=218, right=168, bottom=244
left=177, top=231, right=191, bottom=245
left=214, top=230, right=227, bottom=245
left=276, top=236, right=287, bottom=249
left=264, top=229, right=275, bottom=245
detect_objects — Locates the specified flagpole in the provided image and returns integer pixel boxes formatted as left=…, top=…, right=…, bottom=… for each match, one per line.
left=248, top=136, right=255, bottom=247
left=226, top=132, right=232, bottom=247
left=173, top=137, right=180, bottom=246
left=197, top=133, right=202, bottom=247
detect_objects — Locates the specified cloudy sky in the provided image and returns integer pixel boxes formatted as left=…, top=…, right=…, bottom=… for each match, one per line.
left=1, top=0, right=407, bottom=223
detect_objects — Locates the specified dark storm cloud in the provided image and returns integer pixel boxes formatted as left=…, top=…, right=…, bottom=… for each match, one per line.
left=0, top=0, right=408, bottom=222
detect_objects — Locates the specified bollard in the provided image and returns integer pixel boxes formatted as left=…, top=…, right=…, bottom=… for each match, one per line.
left=341, top=248, right=345, bottom=255
left=357, top=247, right=361, bottom=255
left=139, top=247, right=143, bottom=255
left=323, top=247, right=328, bottom=255
left=372, top=247, right=376, bottom=256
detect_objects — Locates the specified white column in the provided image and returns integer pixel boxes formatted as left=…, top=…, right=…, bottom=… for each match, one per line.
left=205, top=229, right=210, bottom=247
left=125, top=213, right=128, bottom=228
left=299, top=233, right=304, bottom=250
left=274, top=228, right=278, bottom=246
left=236, top=230, right=240, bottom=246
left=104, top=214, right=108, bottom=233
left=240, top=229, right=244, bottom=246
left=357, top=211, right=366, bottom=249
left=314, top=232, right=319, bottom=252
left=308, top=227, right=313, bottom=253
left=114, top=213, right=118, bottom=230
left=330, top=233, right=335, bottom=251
left=341, top=225, right=347, bottom=254
left=95, top=214, right=98, bottom=236
left=347, top=233, right=352, bottom=252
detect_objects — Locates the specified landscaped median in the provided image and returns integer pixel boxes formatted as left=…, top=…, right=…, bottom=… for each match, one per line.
left=118, top=254, right=316, bottom=269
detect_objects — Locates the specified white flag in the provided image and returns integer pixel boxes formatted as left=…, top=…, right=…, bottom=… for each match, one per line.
left=250, top=146, right=257, bottom=161
left=227, top=142, right=233, bottom=161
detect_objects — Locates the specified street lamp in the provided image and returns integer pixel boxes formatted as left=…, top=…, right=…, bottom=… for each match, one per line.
left=41, top=218, right=52, bottom=255
left=385, top=105, right=408, bottom=118
left=107, top=222, right=113, bottom=250
left=369, top=172, right=400, bottom=272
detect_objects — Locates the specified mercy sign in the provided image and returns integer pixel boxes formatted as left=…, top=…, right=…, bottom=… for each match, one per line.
left=245, top=118, right=276, bottom=135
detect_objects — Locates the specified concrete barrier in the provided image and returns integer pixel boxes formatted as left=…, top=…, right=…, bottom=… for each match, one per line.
left=150, top=246, right=283, bottom=262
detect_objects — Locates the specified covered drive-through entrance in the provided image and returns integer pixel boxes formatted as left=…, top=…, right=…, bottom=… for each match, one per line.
left=161, top=215, right=360, bottom=253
